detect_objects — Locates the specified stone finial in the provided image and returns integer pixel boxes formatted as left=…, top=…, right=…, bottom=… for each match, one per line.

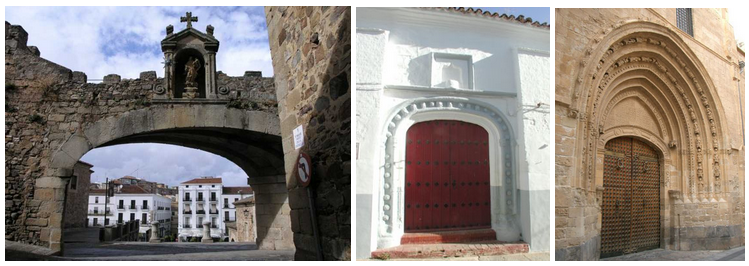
left=140, top=71, right=157, bottom=80
left=103, top=74, right=121, bottom=84
left=206, top=25, right=214, bottom=36
left=180, top=12, right=198, bottom=29
left=166, top=25, right=174, bottom=35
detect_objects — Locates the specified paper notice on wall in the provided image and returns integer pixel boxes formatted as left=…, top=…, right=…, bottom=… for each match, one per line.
left=293, top=125, right=304, bottom=150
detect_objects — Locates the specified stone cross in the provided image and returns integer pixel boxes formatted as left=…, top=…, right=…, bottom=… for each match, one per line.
left=180, top=12, right=198, bottom=28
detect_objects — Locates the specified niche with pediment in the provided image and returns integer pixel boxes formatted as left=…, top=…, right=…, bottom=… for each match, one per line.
left=158, top=14, right=219, bottom=100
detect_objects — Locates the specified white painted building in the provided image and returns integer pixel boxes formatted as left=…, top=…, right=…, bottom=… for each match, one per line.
left=87, top=185, right=173, bottom=239
left=177, top=177, right=253, bottom=241
left=355, top=7, right=551, bottom=258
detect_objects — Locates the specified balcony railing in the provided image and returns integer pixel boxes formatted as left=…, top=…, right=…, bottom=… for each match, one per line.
left=197, top=224, right=203, bottom=228
left=183, top=210, right=192, bottom=214
left=184, top=224, right=191, bottom=228
left=224, top=218, right=235, bottom=222
left=210, top=224, right=217, bottom=228
left=88, top=211, right=111, bottom=216
left=117, top=205, right=125, bottom=210
left=129, top=205, right=137, bottom=210
left=197, top=197, right=204, bottom=202
left=196, top=210, right=205, bottom=214
left=209, top=197, right=217, bottom=202
left=223, top=204, right=230, bottom=208
left=184, top=198, right=192, bottom=202
left=209, top=210, right=218, bottom=214
left=141, top=220, right=148, bottom=225
left=142, top=205, right=149, bottom=210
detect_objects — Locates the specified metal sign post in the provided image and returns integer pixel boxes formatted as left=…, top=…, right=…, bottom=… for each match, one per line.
left=297, top=153, right=322, bottom=260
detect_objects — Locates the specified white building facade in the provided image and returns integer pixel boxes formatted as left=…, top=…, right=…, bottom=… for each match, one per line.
left=87, top=186, right=172, bottom=239
left=177, top=177, right=253, bottom=241
left=355, top=7, right=551, bottom=258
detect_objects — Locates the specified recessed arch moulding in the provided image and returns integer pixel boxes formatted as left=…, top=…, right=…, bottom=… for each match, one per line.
left=373, top=97, right=524, bottom=249
left=555, top=18, right=744, bottom=260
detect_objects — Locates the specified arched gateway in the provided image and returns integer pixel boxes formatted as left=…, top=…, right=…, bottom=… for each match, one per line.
left=4, top=15, right=292, bottom=254
left=555, top=9, right=745, bottom=261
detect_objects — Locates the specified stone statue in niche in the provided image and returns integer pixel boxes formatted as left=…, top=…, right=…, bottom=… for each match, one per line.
left=184, top=56, right=201, bottom=99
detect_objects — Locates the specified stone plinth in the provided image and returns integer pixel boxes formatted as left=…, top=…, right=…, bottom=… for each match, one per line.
left=149, top=221, right=161, bottom=243
left=183, top=86, right=198, bottom=99
left=201, top=220, right=213, bottom=243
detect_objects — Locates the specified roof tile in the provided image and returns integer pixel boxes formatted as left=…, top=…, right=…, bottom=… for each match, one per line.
left=419, top=7, right=550, bottom=29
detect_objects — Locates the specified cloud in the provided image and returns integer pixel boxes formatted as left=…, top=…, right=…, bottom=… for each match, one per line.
left=81, top=143, right=250, bottom=187
left=5, top=6, right=273, bottom=79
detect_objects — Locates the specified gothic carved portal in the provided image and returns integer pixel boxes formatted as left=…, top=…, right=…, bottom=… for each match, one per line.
left=569, top=22, right=726, bottom=204
left=565, top=21, right=729, bottom=255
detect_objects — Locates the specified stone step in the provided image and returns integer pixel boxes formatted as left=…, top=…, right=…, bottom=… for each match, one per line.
left=400, top=228, right=497, bottom=244
left=371, top=241, right=529, bottom=259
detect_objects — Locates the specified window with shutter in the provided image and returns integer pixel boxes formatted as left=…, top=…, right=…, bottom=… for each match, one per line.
left=676, top=8, right=693, bottom=36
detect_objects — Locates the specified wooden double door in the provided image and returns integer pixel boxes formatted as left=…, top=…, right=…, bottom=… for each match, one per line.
left=601, top=137, right=661, bottom=258
left=404, top=120, right=491, bottom=232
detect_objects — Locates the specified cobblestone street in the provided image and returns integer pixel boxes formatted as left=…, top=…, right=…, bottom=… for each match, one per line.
left=602, top=246, right=745, bottom=261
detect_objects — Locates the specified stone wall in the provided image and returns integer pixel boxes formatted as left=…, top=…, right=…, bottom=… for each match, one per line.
left=265, top=6, right=351, bottom=261
left=235, top=200, right=257, bottom=242
left=5, top=21, right=278, bottom=252
left=555, top=9, right=744, bottom=260
left=63, top=161, right=92, bottom=228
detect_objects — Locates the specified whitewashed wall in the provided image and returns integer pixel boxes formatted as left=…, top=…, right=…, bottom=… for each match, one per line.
left=356, top=7, right=550, bottom=258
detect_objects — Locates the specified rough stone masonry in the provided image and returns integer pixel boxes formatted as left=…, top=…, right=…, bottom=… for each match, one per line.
left=265, top=7, right=351, bottom=261
left=5, top=20, right=279, bottom=253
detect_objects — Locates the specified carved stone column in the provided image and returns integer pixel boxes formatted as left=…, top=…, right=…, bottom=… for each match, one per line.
left=201, top=220, right=213, bottom=243
left=149, top=221, right=161, bottom=243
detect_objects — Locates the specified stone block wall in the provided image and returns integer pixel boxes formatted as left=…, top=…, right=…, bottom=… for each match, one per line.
left=265, top=6, right=351, bottom=261
left=62, top=161, right=92, bottom=228
left=5, top=21, right=277, bottom=251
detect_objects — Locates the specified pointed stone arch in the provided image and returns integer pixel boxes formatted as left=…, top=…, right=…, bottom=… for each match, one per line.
left=567, top=21, right=727, bottom=203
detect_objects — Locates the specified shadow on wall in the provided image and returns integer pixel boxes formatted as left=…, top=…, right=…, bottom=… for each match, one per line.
left=305, top=7, right=351, bottom=261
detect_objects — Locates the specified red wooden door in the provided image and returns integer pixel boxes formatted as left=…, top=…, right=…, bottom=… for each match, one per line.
left=405, top=120, right=490, bottom=232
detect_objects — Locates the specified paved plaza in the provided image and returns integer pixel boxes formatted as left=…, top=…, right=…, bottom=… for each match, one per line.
left=602, top=246, right=745, bottom=261
left=6, top=227, right=293, bottom=261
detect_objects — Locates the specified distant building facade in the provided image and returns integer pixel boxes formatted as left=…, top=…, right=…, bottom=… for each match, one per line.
left=87, top=185, right=173, bottom=240
left=177, top=177, right=253, bottom=241
left=227, top=196, right=256, bottom=242
left=63, top=161, right=93, bottom=228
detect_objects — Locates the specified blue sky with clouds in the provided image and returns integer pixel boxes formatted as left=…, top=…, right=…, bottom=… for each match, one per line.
left=476, top=7, right=550, bottom=24
left=5, top=6, right=272, bottom=187
left=5, top=6, right=273, bottom=79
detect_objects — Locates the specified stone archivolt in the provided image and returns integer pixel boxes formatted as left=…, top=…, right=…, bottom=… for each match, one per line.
left=569, top=21, right=726, bottom=203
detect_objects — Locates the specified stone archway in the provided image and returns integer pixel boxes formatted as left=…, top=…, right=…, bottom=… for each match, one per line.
left=39, top=105, right=293, bottom=253
left=375, top=97, right=521, bottom=250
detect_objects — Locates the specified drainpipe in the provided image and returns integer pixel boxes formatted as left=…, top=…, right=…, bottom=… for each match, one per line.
left=738, top=61, right=745, bottom=145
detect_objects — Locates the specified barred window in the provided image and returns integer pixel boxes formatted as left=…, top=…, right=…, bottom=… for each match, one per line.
left=676, top=8, right=693, bottom=36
